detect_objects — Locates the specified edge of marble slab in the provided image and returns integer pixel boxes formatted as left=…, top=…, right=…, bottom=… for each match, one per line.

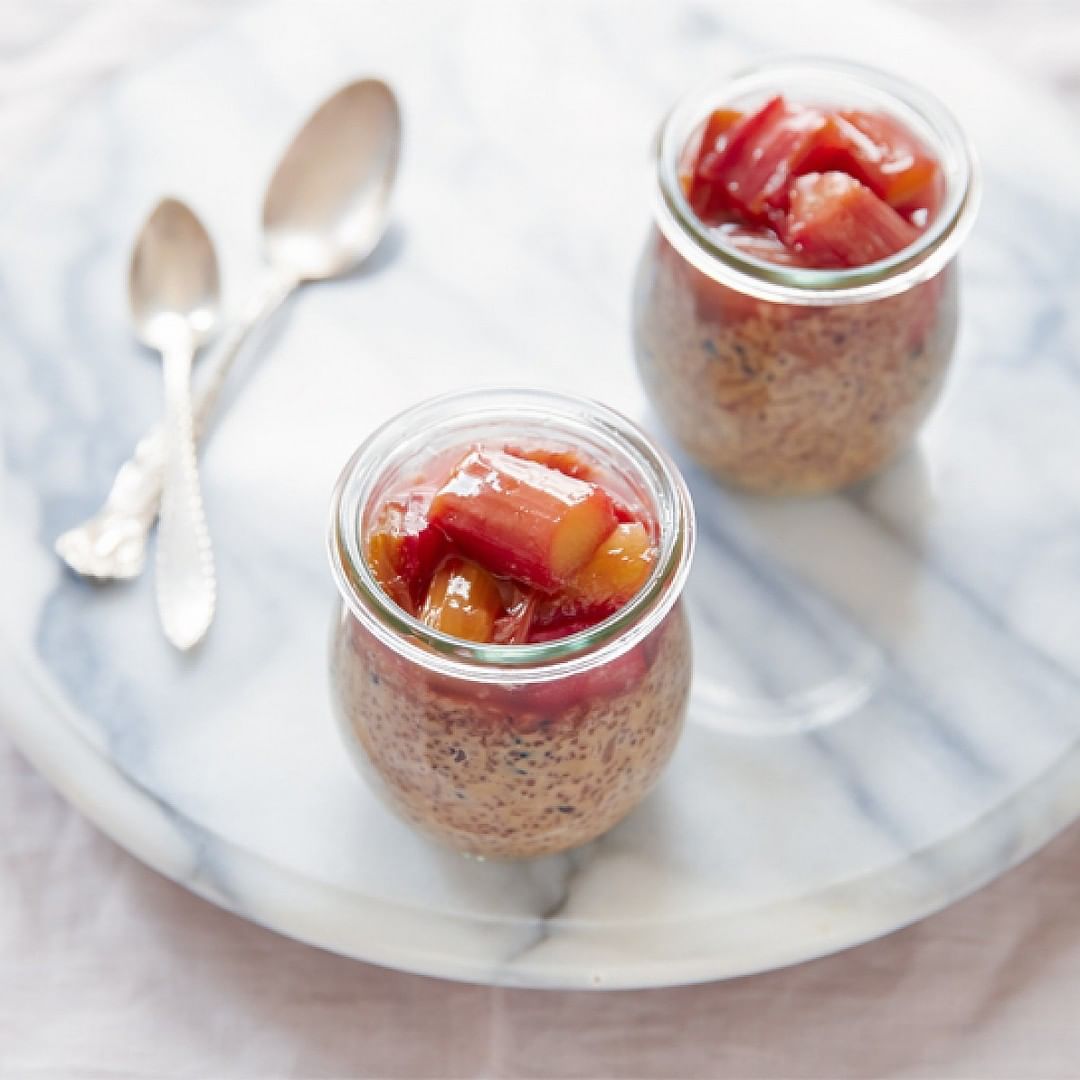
left=5, top=0, right=1080, bottom=989
left=3, top=639, right=1079, bottom=990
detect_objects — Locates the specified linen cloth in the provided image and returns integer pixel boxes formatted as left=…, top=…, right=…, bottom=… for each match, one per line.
left=3, top=3, right=1080, bottom=1077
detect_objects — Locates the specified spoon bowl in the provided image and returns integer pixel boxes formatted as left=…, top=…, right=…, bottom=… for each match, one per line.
left=130, top=197, right=221, bottom=352
left=262, top=78, right=401, bottom=281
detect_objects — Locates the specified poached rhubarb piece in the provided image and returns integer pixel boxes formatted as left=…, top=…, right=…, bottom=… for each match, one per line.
left=834, top=109, right=942, bottom=218
left=685, top=94, right=942, bottom=268
left=428, top=449, right=618, bottom=593
left=685, top=106, right=745, bottom=219
left=366, top=491, right=448, bottom=614
left=784, top=171, right=919, bottom=268
left=534, top=522, right=657, bottom=636
left=420, top=556, right=503, bottom=643
left=491, top=585, right=539, bottom=645
left=505, top=445, right=644, bottom=526
left=364, top=445, right=658, bottom=646
left=570, top=522, right=656, bottom=607
left=692, top=96, right=829, bottom=223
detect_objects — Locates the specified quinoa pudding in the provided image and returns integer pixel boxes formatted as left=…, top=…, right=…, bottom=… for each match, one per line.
left=634, top=59, right=979, bottom=494
left=327, top=390, right=694, bottom=859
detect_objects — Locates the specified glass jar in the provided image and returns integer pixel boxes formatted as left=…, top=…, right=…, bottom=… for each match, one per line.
left=327, top=388, right=695, bottom=860
left=633, top=58, right=980, bottom=494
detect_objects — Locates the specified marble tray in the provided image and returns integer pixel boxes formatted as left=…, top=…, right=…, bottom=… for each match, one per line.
left=2, top=0, right=1079, bottom=990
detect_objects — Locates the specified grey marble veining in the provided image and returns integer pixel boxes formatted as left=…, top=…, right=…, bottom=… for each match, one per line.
left=1, top=0, right=1080, bottom=988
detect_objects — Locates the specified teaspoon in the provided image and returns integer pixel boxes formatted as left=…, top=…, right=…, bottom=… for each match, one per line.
left=55, top=78, right=402, bottom=582
left=129, top=198, right=220, bottom=649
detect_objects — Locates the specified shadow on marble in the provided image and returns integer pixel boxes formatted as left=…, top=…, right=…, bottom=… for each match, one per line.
left=206, top=222, right=409, bottom=429
left=642, top=404, right=933, bottom=738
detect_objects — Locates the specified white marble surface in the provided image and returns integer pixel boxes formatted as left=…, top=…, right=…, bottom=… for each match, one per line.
left=2, top=0, right=1080, bottom=999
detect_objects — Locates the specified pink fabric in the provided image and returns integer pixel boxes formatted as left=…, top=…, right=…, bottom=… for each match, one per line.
left=3, top=739, right=1080, bottom=1078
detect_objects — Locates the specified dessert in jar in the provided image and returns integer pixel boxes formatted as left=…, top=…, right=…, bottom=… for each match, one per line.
left=633, top=58, right=980, bottom=494
left=327, top=389, right=695, bottom=859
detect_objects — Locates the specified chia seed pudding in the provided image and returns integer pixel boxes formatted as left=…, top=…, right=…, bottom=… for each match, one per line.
left=327, top=390, right=695, bottom=860
left=635, top=235, right=959, bottom=493
left=634, top=59, right=979, bottom=494
left=330, top=603, right=690, bottom=859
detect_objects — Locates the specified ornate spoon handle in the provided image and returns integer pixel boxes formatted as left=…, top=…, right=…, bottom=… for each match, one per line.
left=54, top=271, right=297, bottom=581
left=156, top=334, right=215, bottom=649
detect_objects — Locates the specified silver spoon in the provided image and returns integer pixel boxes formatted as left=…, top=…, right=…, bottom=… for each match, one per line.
left=55, top=78, right=402, bottom=582
left=130, top=198, right=220, bottom=650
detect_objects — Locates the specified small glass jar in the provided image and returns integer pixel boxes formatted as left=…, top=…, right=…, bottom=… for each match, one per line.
left=633, top=57, right=980, bottom=494
left=327, top=388, right=695, bottom=860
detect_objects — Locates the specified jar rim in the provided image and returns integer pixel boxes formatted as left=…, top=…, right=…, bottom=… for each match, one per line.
left=655, top=54, right=981, bottom=305
left=327, top=387, right=695, bottom=682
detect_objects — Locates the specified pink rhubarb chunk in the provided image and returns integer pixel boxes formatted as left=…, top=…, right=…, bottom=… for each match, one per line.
left=428, top=449, right=618, bottom=593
